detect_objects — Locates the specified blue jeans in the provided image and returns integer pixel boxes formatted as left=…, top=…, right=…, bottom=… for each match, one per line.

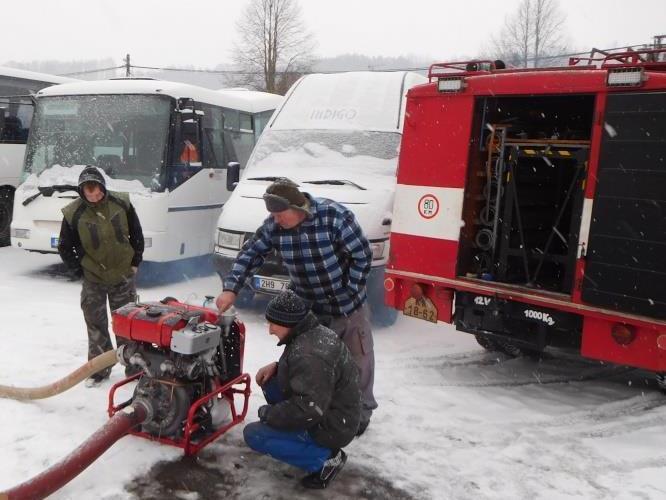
left=243, top=377, right=332, bottom=472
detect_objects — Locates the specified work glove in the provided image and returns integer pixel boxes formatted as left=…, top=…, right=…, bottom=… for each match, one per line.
left=258, top=404, right=271, bottom=422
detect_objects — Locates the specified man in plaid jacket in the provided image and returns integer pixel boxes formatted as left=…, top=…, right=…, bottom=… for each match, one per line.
left=216, top=178, right=376, bottom=435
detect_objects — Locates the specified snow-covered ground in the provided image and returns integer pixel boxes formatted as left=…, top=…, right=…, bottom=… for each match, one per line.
left=1, top=246, right=665, bottom=499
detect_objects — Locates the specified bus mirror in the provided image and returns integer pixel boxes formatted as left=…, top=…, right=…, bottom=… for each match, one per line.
left=226, top=162, right=240, bottom=191
left=177, top=97, right=195, bottom=113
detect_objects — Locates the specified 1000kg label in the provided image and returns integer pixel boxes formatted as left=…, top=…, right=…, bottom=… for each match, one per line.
left=524, top=309, right=555, bottom=326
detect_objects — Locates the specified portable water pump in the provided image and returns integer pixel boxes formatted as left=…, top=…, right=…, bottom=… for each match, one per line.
left=0, top=296, right=251, bottom=499
left=109, top=296, right=251, bottom=455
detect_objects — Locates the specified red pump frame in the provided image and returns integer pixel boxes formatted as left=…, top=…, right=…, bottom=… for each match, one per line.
left=108, top=372, right=251, bottom=456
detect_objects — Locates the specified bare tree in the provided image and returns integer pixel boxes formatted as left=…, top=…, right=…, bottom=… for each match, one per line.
left=232, top=0, right=316, bottom=94
left=491, top=0, right=568, bottom=68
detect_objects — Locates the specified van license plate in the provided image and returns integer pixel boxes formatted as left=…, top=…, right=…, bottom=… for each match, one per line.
left=50, top=237, right=59, bottom=248
left=253, top=276, right=289, bottom=293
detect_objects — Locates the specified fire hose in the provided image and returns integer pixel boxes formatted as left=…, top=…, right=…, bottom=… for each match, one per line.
left=0, top=350, right=118, bottom=400
left=0, top=402, right=148, bottom=500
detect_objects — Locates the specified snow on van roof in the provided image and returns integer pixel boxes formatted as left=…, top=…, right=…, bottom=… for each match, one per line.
left=270, top=71, right=427, bottom=133
left=216, top=88, right=283, bottom=113
left=37, top=79, right=280, bottom=112
left=0, top=66, right=76, bottom=85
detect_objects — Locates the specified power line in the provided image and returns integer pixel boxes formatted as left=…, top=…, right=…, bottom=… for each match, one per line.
left=57, top=65, right=125, bottom=76
left=55, top=40, right=659, bottom=78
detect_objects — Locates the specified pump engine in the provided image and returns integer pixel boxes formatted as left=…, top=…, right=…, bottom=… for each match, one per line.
left=108, top=297, right=250, bottom=455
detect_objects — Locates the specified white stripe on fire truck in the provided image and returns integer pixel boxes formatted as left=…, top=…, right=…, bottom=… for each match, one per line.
left=577, top=198, right=594, bottom=258
left=391, top=184, right=464, bottom=241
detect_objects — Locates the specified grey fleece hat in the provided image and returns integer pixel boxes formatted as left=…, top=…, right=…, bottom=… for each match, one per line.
left=263, top=178, right=309, bottom=214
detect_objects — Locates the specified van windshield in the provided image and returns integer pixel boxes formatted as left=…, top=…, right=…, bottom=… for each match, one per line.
left=23, top=94, right=171, bottom=188
left=244, top=129, right=401, bottom=180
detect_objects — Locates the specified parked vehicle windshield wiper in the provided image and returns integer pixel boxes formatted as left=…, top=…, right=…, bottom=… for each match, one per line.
left=302, top=179, right=367, bottom=190
left=22, top=185, right=78, bottom=206
left=246, top=176, right=286, bottom=182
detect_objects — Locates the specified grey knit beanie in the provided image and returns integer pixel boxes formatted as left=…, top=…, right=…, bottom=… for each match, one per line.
left=265, top=290, right=308, bottom=327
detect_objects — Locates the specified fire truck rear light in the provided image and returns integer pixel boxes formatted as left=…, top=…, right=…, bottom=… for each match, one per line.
left=611, top=323, right=636, bottom=345
left=438, top=77, right=465, bottom=93
left=657, top=334, right=666, bottom=351
left=384, top=277, right=395, bottom=292
left=410, top=283, right=424, bottom=297
left=607, top=68, right=644, bottom=87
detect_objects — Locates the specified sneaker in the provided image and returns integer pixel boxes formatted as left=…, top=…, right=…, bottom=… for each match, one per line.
left=356, top=419, right=370, bottom=437
left=301, top=449, right=347, bottom=489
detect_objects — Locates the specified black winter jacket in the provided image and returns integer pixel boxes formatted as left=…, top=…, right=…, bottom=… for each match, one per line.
left=264, top=312, right=361, bottom=450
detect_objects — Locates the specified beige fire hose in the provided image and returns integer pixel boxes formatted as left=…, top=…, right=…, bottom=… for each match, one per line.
left=0, top=350, right=118, bottom=400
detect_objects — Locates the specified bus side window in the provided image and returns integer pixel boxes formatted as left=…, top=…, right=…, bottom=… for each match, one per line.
left=0, top=102, right=31, bottom=143
left=202, top=105, right=229, bottom=169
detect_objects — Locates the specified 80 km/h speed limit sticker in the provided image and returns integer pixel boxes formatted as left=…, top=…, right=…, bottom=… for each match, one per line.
left=418, top=194, right=440, bottom=219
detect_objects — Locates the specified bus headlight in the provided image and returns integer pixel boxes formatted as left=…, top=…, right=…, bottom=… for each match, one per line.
left=11, top=228, right=31, bottom=239
left=371, top=241, right=386, bottom=260
left=217, top=230, right=243, bottom=250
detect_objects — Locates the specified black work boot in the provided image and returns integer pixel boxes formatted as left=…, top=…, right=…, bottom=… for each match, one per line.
left=301, top=449, right=347, bottom=489
left=84, top=371, right=110, bottom=388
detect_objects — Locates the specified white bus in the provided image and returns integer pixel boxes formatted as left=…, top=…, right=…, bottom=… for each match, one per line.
left=10, top=79, right=281, bottom=263
left=216, top=88, right=283, bottom=167
left=0, top=66, right=75, bottom=245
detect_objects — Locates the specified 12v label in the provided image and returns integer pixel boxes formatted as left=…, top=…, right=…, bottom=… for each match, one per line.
left=524, top=309, right=555, bottom=326
left=474, top=296, right=491, bottom=306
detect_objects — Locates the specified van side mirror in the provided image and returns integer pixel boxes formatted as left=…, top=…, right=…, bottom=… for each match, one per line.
left=226, top=161, right=240, bottom=191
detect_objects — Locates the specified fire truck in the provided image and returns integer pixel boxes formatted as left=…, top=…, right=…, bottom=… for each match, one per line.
left=384, top=48, right=666, bottom=388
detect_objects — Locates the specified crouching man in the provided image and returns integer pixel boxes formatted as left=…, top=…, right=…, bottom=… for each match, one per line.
left=243, top=290, right=361, bottom=489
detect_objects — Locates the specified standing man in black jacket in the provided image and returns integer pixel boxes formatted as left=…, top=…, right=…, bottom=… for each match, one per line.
left=243, top=290, right=361, bottom=489
left=57, top=166, right=144, bottom=385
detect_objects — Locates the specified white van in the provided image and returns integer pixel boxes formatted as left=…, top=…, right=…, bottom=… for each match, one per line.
left=213, top=71, right=427, bottom=324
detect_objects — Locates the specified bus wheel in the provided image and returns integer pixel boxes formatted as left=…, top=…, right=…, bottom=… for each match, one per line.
left=0, top=188, right=14, bottom=247
left=475, top=334, right=500, bottom=352
left=656, top=373, right=666, bottom=393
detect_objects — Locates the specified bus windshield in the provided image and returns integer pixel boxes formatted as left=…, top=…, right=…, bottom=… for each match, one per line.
left=24, top=94, right=172, bottom=188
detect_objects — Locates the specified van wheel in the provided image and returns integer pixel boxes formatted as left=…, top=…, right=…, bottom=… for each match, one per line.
left=371, top=304, right=398, bottom=327
left=234, top=288, right=256, bottom=310
left=0, top=188, right=14, bottom=247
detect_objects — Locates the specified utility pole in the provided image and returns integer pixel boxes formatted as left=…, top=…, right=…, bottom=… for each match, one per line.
left=125, top=54, right=131, bottom=77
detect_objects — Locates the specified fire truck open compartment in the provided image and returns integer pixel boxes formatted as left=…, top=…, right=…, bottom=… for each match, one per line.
left=458, top=94, right=595, bottom=294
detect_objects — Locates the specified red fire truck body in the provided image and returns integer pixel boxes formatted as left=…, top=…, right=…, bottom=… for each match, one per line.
left=385, top=51, right=666, bottom=376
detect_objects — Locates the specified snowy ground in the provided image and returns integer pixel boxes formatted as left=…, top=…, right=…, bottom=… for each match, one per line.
left=1, top=246, right=665, bottom=499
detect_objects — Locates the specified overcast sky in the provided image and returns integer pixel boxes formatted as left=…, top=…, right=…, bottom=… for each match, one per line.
left=2, top=0, right=664, bottom=68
